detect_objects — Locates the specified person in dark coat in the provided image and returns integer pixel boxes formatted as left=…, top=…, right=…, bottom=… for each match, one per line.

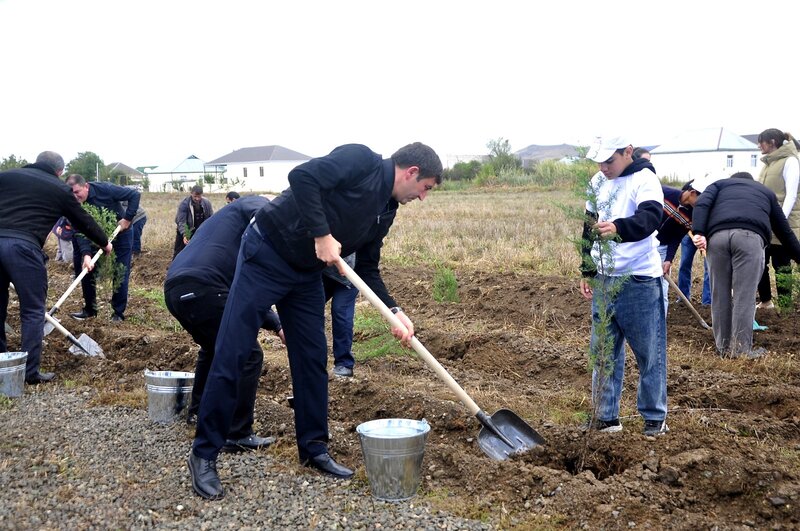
left=165, top=195, right=284, bottom=451
left=187, top=142, right=442, bottom=500
left=66, top=173, right=140, bottom=322
left=0, top=151, right=111, bottom=384
left=173, top=185, right=213, bottom=258
left=692, top=172, right=800, bottom=358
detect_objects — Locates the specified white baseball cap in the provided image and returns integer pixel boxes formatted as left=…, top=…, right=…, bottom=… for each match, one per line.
left=587, top=136, right=632, bottom=163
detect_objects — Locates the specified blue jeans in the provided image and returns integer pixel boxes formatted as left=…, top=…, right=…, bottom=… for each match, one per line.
left=657, top=245, right=669, bottom=316
left=194, top=224, right=330, bottom=461
left=323, top=276, right=357, bottom=369
left=678, top=235, right=711, bottom=305
left=0, top=238, right=48, bottom=379
left=589, top=274, right=667, bottom=422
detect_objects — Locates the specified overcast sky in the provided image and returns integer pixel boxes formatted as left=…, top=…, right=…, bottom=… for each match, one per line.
left=2, top=0, right=799, bottom=168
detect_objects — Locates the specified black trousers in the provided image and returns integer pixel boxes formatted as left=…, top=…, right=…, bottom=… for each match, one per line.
left=164, top=278, right=263, bottom=439
left=757, top=244, right=793, bottom=303
left=173, top=230, right=187, bottom=259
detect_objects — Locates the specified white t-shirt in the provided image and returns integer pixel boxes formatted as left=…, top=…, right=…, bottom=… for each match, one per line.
left=585, top=168, right=663, bottom=277
left=781, top=156, right=799, bottom=217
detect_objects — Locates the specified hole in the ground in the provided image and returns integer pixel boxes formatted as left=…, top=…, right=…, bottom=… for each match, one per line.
left=563, top=449, right=631, bottom=480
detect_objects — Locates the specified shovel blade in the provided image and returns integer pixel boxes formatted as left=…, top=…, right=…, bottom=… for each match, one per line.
left=477, top=409, right=546, bottom=461
left=68, top=334, right=104, bottom=358
left=43, top=318, right=56, bottom=336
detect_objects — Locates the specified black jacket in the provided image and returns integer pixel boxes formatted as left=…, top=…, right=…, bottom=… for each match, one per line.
left=693, top=177, right=800, bottom=260
left=656, top=186, right=693, bottom=262
left=255, top=144, right=398, bottom=307
left=0, top=163, right=108, bottom=248
left=165, top=195, right=280, bottom=332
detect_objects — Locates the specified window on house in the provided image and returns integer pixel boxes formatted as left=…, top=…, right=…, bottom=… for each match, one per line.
left=243, top=167, right=248, bottom=178
left=726, top=155, right=733, bottom=168
left=259, top=166, right=264, bottom=177
left=751, top=154, right=757, bottom=167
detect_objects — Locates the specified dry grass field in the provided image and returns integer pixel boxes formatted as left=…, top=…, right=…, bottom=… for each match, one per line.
left=6, top=187, right=800, bottom=529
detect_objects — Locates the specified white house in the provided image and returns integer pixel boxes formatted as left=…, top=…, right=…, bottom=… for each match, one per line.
left=650, top=127, right=762, bottom=182
left=144, top=155, right=221, bottom=192
left=205, top=145, right=312, bottom=193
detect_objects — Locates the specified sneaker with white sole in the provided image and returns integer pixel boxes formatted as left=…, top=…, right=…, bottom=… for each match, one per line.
left=756, top=300, right=774, bottom=310
left=643, top=420, right=669, bottom=436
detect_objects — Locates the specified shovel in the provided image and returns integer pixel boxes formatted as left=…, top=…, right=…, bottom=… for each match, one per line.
left=44, top=313, right=104, bottom=357
left=9, top=283, right=104, bottom=357
left=337, top=257, right=545, bottom=461
left=665, top=274, right=711, bottom=330
left=44, top=225, right=122, bottom=336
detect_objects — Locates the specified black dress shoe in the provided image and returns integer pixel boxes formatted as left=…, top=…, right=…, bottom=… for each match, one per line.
left=222, top=434, right=275, bottom=453
left=187, top=451, right=224, bottom=500
left=304, top=452, right=354, bottom=479
left=70, top=310, right=96, bottom=320
left=26, top=372, right=55, bottom=385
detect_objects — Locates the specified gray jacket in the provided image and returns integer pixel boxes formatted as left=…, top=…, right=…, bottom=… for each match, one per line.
left=175, top=196, right=213, bottom=236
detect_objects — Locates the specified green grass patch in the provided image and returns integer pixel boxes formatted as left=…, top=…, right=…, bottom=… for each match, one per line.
left=132, top=287, right=167, bottom=310
left=432, top=267, right=459, bottom=303
left=352, top=307, right=409, bottom=361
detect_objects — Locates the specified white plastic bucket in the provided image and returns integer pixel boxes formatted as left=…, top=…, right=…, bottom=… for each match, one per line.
left=356, top=418, right=430, bottom=501
left=0, top=352, right=27, bottom=398
left=144, top=370, right=194, bottom=424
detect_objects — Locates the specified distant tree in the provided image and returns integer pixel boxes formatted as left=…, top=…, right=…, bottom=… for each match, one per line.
left=66, top=152, right=104, bottom=181
left=443, top=160, right=482, bottom=181
left=1, top=154, right=29, bottom=170
left=486, top=137, right=522, bottom=173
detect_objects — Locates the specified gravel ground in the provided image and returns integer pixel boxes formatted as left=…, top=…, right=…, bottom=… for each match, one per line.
left=0, top=386, right=492, bottom=530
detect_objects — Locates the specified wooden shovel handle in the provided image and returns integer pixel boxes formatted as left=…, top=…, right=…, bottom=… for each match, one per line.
left=336, top=257, right=482, bottom=416
left=49, top=225, right=123, bottom=314
left=687, top=230, right=706, bottom=258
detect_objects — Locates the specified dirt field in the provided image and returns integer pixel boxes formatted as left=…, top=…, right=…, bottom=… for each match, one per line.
left=8, top=237, right=800, bottom=529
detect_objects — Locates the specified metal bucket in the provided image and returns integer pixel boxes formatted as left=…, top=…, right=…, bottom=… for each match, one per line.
left=0, top=352, right=27, bottom=398
left=144, top=370, right=194, bottom=424
left=356, top=418, right=430, bottom=501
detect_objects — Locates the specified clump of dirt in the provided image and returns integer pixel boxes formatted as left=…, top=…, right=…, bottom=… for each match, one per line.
left=11, top=248, right=798, bottom=529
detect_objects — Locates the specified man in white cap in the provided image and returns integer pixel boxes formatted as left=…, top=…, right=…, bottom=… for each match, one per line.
left=578, top=136, right=669, bottom=436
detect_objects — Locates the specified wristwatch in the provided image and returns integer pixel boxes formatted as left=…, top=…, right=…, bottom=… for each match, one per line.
left=390, top=306, right=403, bottom=315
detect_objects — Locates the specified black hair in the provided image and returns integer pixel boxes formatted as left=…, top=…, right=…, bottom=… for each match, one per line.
left=190, top=185, right=203, bottom=195
left=633, top=147, right=650, bottom=160
left=391, top=142, right=444, bottom=184
left=730, top=172, right=754, bottom=180
left=681, top=180, right=695, bottom=192
left=757, top=129, right=800, bottom=150
left=225, top=191, right=240, bottom=201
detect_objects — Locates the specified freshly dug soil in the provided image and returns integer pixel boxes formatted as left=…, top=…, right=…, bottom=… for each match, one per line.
left=2, top=248, right=799, bottom=529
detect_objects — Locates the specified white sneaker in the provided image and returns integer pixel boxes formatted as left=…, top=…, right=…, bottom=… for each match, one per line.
left=756, top=301, right=774, bottom=310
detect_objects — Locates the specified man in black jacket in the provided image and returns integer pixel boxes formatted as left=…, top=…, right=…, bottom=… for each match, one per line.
left=188, top=142, right=442, bottom=500
left=692, top=172, right=800, bottom=358
left=165, top=195, right=284, bottom=450
left=0, top=152, right=112, bottom=384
